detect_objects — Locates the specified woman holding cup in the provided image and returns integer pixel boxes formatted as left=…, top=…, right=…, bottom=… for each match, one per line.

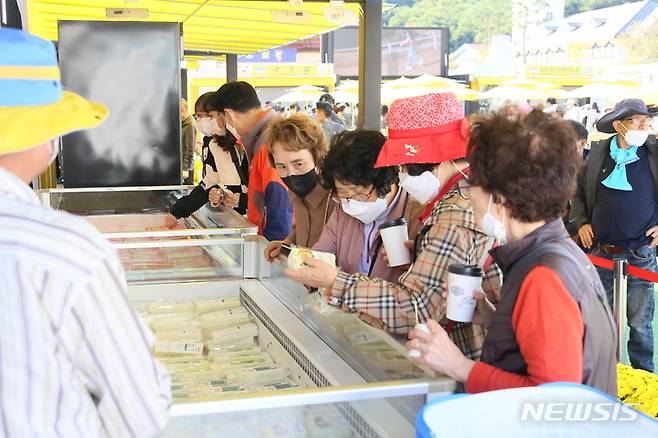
left=312, top=130, right=425, bottom=289
left=406, top=109, right=617, bottom=395
left=285, top=93, right=502, bottom=356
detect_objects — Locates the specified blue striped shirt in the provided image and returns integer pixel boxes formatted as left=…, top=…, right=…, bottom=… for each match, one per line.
left=0, top=167, right=171, bottom=437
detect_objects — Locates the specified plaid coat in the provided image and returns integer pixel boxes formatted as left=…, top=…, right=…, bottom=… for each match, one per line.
left=328, top=186, right=503, bottom=360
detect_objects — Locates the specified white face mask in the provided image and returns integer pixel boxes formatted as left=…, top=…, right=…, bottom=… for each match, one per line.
left=224, top=111, right=241, bottom=140
left=48, top=139, right=60, bottom=166
left=341, top=198, right=388, bottom=224
left=399, top=171, right=441, bottom=205
left=197, top=117, right=224, bottom=137
left=621, top=125, right=650, bottom=147
left=481, top=194, right=507, bottom=244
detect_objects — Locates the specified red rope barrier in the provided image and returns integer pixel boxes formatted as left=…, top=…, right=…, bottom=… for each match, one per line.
left=588, top=254, right=658, bottom=284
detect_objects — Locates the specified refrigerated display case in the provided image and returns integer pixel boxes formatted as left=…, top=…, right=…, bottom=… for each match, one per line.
left=114, top=234, right=456, bottom=437
left=37, top=186, right=257, bottom=240
left=166, top=383, right=440, bottom=438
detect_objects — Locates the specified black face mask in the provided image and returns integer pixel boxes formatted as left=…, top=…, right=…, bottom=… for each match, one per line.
left=282, top=168, right=318, bottom=198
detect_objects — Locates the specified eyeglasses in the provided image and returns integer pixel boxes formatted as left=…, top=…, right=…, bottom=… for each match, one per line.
left=193, top=113, right=211, bottom=121
left=623, top=116, right=651, bottom=128
left=330, top=187, right=375, bottom=203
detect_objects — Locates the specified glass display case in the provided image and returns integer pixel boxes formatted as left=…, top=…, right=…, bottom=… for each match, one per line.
left=114, top=233, right=456, bottom=437
left=38, top=186, right=257, bottom=240
left=166, top=384, right=434, bottom=438
left=115, top=238, right=244, bottom=283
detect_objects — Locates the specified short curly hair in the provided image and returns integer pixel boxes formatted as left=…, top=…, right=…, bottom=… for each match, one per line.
left=263, top=114, right=329, bottom=167
left=467, top=109, right=581, bottom=223
left=320, top=130, right=399, bottom=197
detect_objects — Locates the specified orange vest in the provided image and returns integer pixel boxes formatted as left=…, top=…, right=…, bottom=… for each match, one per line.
left=247, top=146, right=288, bottom=234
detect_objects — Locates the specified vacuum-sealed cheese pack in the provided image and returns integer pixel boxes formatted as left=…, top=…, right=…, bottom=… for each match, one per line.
left=287, top=247, right=336, bottom=269
left=148, top=301, right=194, bottom=314
left=211, top=323, right=259, bottom=345
left=194, top=297, right=242, bottom=314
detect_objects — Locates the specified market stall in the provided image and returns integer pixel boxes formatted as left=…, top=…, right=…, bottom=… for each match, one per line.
left=38, top=186, right=456, bottom=437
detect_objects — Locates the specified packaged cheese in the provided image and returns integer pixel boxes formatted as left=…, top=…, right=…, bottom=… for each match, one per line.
left=203, top=384, right=247, bottom=396
left=287, top=247, right=336, bottom=270
left=263, top=382, right=299, bottom=391
left=149, top=313, right=199, bottom=331
left=148, top=301, right=194, bottom=314
left=154, top=341, right=204, bottom=356
left=200, top=309, right=252, bottom=332
left=173, top=363, right=224, bottom=383
left=205, top=338, right=257, bottom=353
left=211, top=323, right=258, bottom=345
left=207, top=347, right=265, bottom=363
left=214, top=354, right=275, bottom=371
left=227, top=366, right=288, bottom=386
left=160, top=356, right=208, bottom=366
left=194, top=297, right=242, bottom=314
left=155, top=327, right=203, bottom=342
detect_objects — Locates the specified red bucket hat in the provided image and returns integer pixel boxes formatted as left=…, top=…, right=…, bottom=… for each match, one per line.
left=375, top=92, right=469, bottom=168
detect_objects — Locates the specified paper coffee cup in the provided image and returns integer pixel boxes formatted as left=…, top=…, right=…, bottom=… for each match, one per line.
left=379, top=218, right=411, bottom=267
left=447, top=264, right=484, bottom=323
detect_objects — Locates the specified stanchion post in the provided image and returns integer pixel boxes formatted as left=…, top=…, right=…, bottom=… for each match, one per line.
left=613, top=258, right=628, bottom=363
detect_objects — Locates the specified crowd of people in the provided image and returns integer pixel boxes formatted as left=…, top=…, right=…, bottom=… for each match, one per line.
left=169, top=83, right=638, bottom=394
left=1, top=27, right=655, bottom=436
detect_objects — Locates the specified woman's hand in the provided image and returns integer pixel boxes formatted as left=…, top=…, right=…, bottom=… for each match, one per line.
left=284, top=257, right=339, bottom=289
left=265, top=240, right=288, bottom=263
left=472, top=288, right=496, bottom=329
left=406, top=319, right=475, bottom=382
left=381, top=240, right=414, bottom=268
left=438, top=284, right=494, bottom=328
left=208, top=188, right=223, bottom=206
left=164, top=214, right=180, bottom=229
left=221, top=191, right=240, bottom=208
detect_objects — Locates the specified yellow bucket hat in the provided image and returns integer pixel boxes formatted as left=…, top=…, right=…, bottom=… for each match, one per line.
left=0, top=28, right=108, bottom=155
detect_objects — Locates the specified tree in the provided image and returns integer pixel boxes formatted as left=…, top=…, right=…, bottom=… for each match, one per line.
left=618, top=18, right=658, bottom=64
left=510, top=0, right=554, bottom=65
left=385, top=0, right=513, bottom=52
left=385, top=0, right=631, bottom=53
left=565, top=0, right=627, bottom=16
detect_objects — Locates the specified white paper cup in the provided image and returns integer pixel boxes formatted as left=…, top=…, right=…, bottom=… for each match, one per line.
left=447, top=264, right=484, bottom=323
left=379, top=218, right=411, bottom=267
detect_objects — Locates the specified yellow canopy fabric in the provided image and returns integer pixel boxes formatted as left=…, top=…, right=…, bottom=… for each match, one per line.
left=335, top=79, right=359, bottom=92
left=412, top=73, right=465, bottom=89
left=481, top=85, right=562, bottom=101
left=381, top=85, right=479, bottom=104
left=273, top=90, right=322, bottom=103
left=331, top=90, right=358, bottom=103
left=27, top=0, right=363, bottom=54
left=638, top=86, right=658, bottom=105
left=568, top=81, right=641, bottom=99
left=381, top=76, right=415, bottom=89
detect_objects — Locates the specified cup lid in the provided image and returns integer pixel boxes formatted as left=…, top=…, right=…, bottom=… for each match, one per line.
left=448, top=264, right=483, bottom=277
left=379, top=217, right=407, bottom=231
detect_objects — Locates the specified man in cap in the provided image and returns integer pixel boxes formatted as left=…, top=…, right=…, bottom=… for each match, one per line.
left=0, top=28, right=171, bottom=436
left=571, top=98, right=657, bottom=372
left=285, top=93, right=502, bottom=361
left=316, top=101, right=345, bottom=141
